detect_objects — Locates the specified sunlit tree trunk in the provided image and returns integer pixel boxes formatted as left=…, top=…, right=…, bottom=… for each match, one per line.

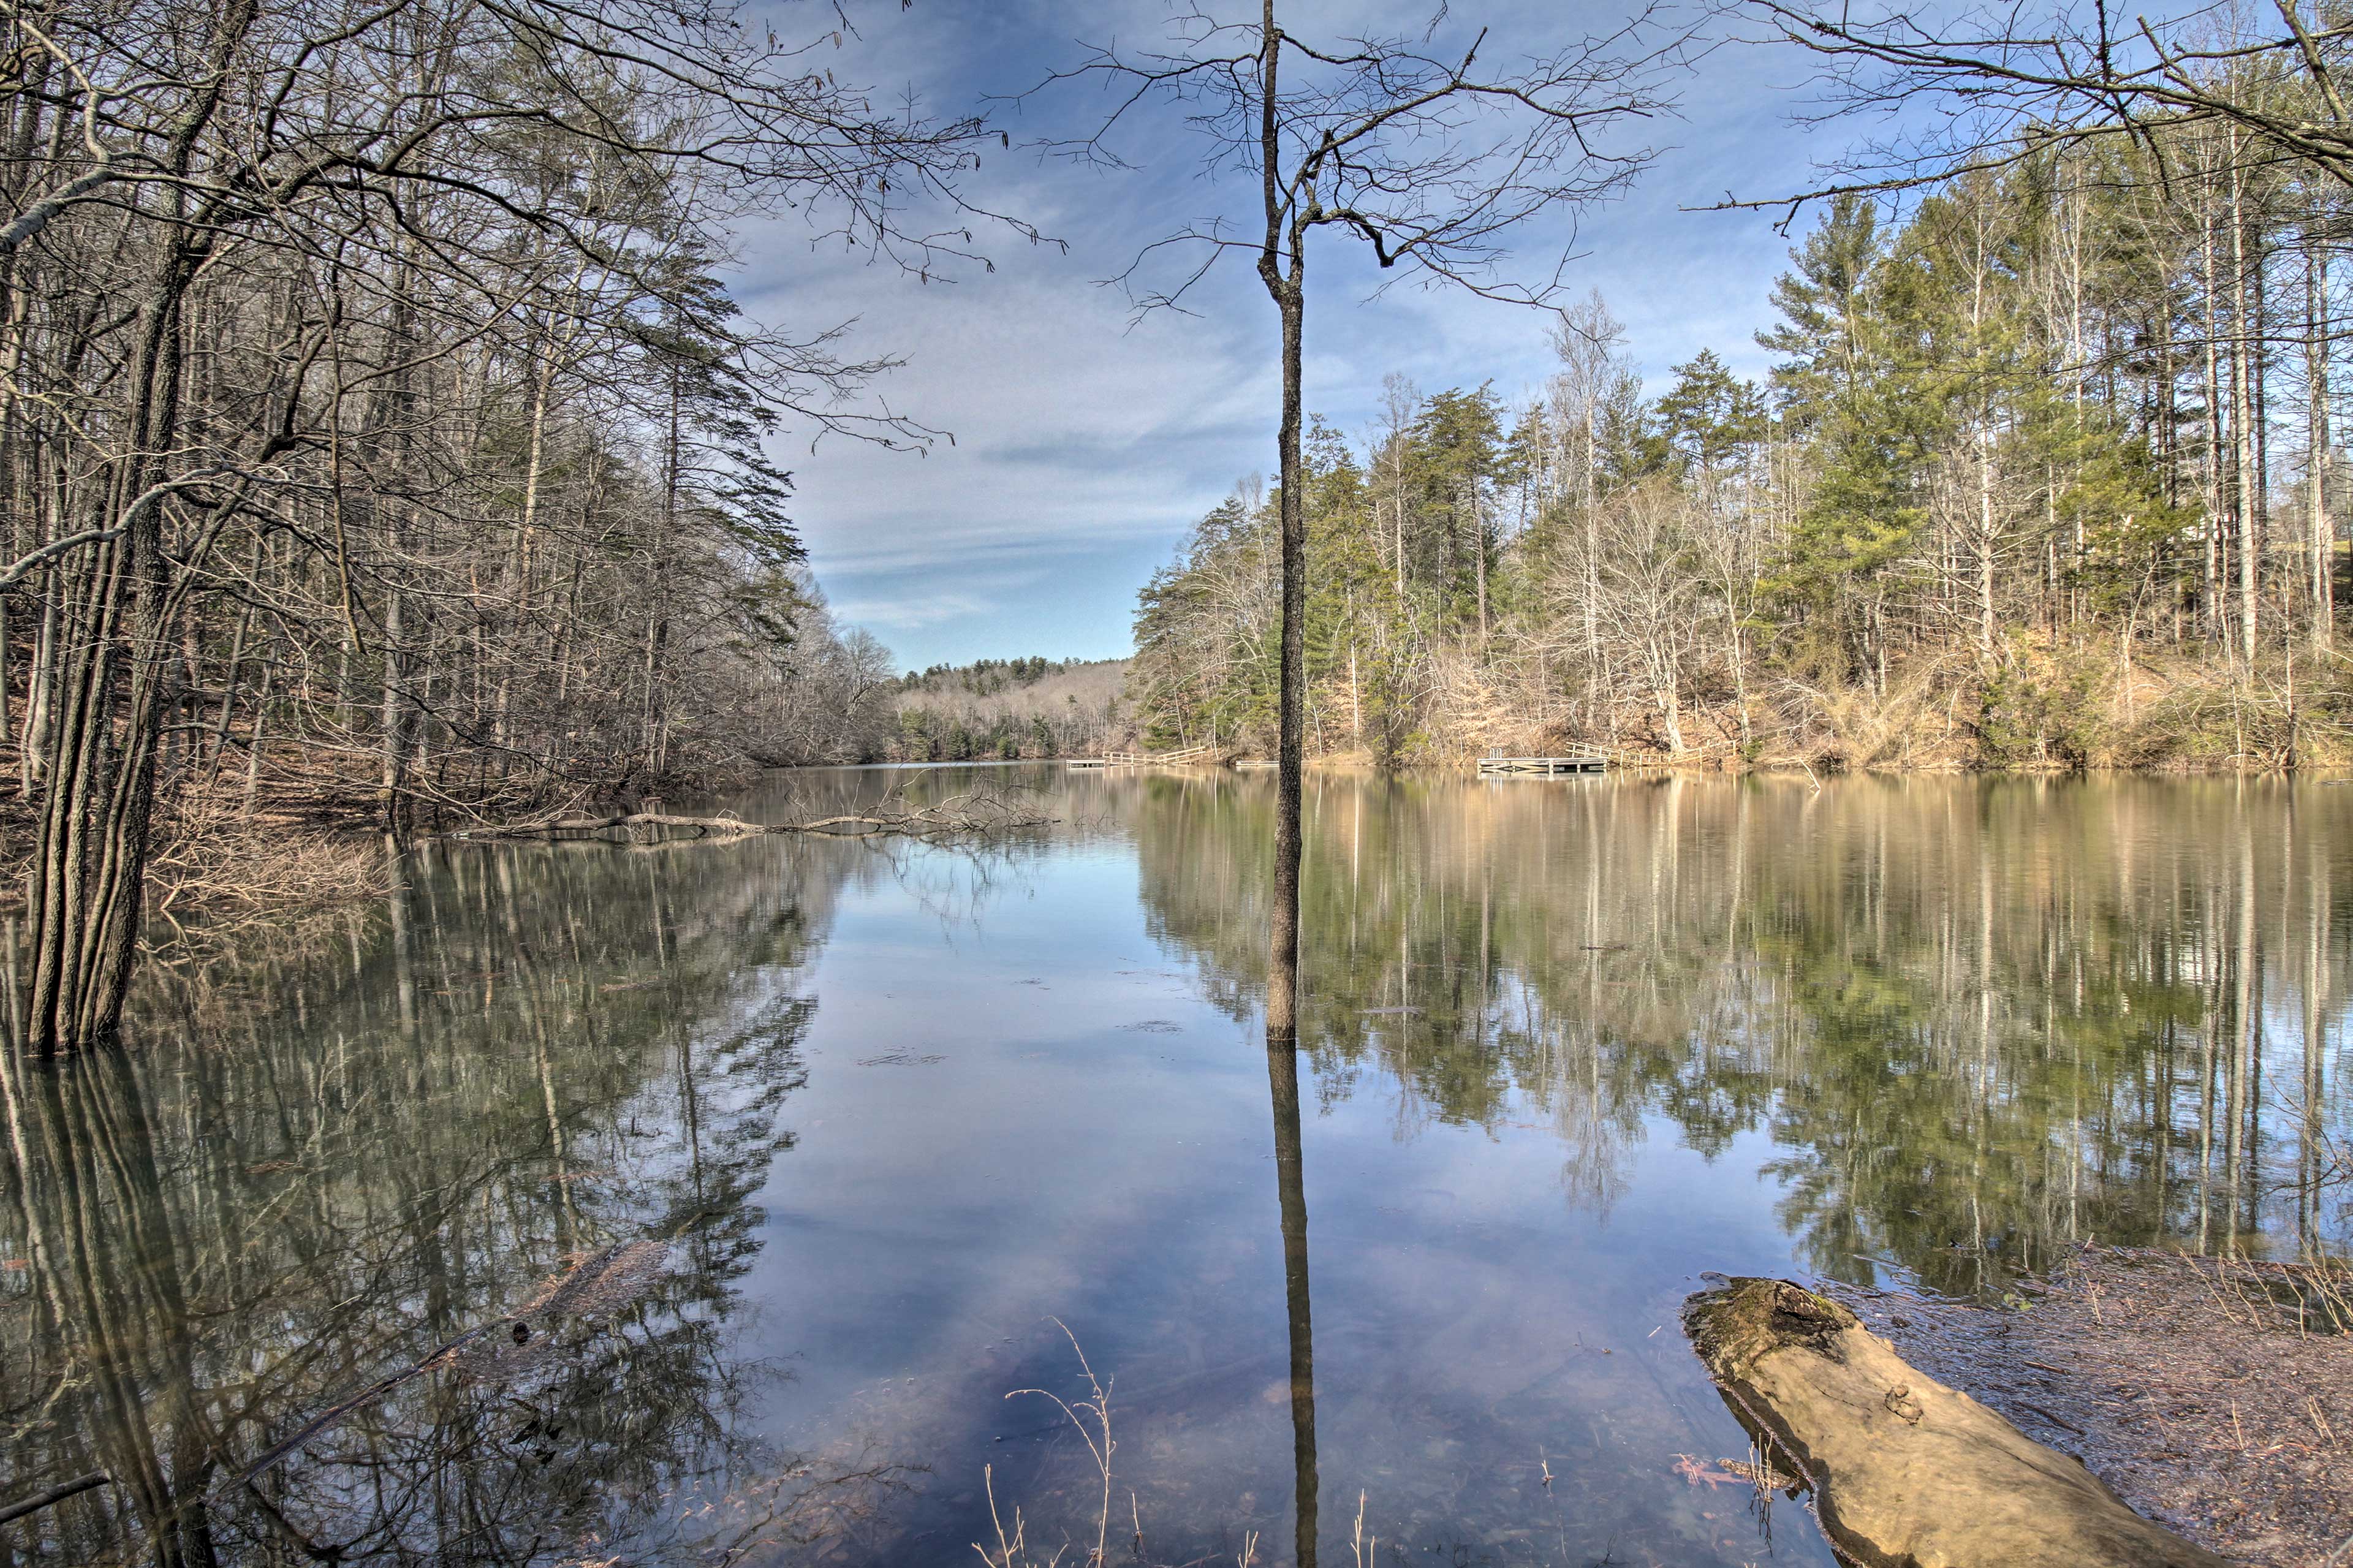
left=1259, top=2, right=1306, bottom=1044
left=2306, top=227, right=2332, bottom=650
left=2230, top=152, right=2260, bottom=664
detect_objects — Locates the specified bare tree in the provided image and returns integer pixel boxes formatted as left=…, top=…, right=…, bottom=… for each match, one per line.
left=1036, top=1, right=1684, bottom=1045
left=1733, top=0, right=2352, bottom=203
left=0, top=0, right=1016, bottom=1055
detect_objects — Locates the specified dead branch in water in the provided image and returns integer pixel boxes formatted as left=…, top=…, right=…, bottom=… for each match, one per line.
left=230, top=1235, right=673, bottom=1492
left=434, top=781, right=1057, bottom=844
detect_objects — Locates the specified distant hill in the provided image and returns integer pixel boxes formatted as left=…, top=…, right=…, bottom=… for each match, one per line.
left=885, top=656, right=1131, bottom=760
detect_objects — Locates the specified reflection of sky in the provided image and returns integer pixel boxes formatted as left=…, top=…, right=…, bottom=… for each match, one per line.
left=745, top=825, right=1840, bottom=1567
left=738, top=1, right=1853, bottom=668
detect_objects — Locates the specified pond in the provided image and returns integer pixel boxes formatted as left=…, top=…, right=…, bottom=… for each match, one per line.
left=1, top=768, right=2345, bottom=1567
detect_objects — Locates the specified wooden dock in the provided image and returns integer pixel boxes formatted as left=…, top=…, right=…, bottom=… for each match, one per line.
left=1477, top=755, right=1608, bottom=776
left=1069, top=743, right=1222, bottom=770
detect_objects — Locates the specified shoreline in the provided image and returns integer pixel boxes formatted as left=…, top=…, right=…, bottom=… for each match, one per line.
left=1828, top=1246, right=2352, bottom=1567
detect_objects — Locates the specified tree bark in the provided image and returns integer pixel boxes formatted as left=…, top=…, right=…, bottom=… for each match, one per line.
left=2307, top=226, right=2332, bottom=650
left=1259, top=0, right=1306, bottom=1046
left=2230, top=151, right=2260, bottom=664
left=24, top=227, right=208, bottom=1054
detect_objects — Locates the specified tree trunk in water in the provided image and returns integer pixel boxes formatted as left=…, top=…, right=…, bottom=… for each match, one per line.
left=21, top=248, right=197, bottom=1056
left=1259, top=2, right=1306, bottom=1046
left=1266, top=279, right=1305, bottom=1040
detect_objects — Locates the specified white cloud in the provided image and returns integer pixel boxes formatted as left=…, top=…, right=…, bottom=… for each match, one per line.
left=729, top=1, right=1857, bottom=667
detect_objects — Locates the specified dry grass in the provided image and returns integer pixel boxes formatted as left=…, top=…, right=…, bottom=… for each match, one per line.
left=975, top=1321, right=1120, bottom=1568
left=1831, top=1245, right=2353, bottom=1567
left=1, top=784, right=393, bottom=935
left=145, top=791, right=395, bottom=921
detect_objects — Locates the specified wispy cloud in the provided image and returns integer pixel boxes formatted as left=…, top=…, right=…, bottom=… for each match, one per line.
left=735, top=1, right=1842, bottom=668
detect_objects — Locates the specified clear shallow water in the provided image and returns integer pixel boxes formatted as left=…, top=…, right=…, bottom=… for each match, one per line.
left=2, top=768, right=2346, bottom=1567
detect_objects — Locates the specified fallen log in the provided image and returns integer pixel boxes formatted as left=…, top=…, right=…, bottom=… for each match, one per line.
left=1681, top=1277, right=2229, bottom=1568
left=428, top=787, right=1054, bottom=844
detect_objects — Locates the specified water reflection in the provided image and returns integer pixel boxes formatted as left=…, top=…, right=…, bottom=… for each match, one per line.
left=0, top=769, right=2344, bottom=1568
left=1267, top=1042, right=1318, bottom=1568
left=1, top=832, right=879, bottom=1565
left=1131, top=772, right=2353, bottom=1290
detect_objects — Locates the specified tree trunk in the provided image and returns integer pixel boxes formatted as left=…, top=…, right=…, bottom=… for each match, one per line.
left=25, top=269, right=192, bottom=1054
left=2230, top=154, right=2259, bottom=664
left=1259, top=1, right=1306, bottom=1047
left=1472, top=479, right=1487, bottom=653
left=2307, top=228, right=2332, bottom=650
left=2200, top=176, right=2228, bottom=654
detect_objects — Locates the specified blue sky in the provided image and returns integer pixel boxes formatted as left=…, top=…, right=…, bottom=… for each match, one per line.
left=733, top=1, right=1856, bottom=671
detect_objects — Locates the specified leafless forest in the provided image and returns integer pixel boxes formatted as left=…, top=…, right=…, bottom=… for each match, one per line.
left=0, top=0, right=1014, bottom=1050
left=885, top=657, right=1129, bottom=760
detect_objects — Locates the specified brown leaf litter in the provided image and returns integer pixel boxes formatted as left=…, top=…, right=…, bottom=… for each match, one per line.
left=1828, top=1245, right=2352, bottom=1567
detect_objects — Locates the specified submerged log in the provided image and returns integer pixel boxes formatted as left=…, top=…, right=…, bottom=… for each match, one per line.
left=425, top=788, right=1055, bottom=844
left=1681, top=1278, right=2229, bottom=1568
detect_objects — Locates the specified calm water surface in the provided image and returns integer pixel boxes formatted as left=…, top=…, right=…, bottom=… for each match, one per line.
left=3, top=770, right=2346, bottom=1567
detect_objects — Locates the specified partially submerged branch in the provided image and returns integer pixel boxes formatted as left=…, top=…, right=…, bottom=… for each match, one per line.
left=436, top=786, right=1058, bottom=844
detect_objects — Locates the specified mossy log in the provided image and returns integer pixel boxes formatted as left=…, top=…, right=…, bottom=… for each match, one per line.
left=1682, top=1278, right=2229, bottom=1568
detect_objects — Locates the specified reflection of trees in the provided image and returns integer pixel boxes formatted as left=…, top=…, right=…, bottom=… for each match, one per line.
left=1132, top=774, right=2352, bottom=1288
left=1, top=832, right=887, bottom=1565
left=1267, top=1044, right=1319, bottom=1568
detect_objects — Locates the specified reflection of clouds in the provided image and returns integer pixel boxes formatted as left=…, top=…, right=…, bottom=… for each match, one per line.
left=48, top=768, right=2350, bottom=1567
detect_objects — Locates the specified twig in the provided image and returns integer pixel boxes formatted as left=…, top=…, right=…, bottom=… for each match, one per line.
left=0, top=1472, right=108, bottom=1527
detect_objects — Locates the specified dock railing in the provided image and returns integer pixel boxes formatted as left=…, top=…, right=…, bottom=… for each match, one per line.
left=1477, top=754, right=1610, bottom=776
left=1069, top=741, right=1222, bottom=770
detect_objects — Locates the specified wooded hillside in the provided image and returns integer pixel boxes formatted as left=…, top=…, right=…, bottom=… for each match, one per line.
left=887, top=657, right=1127, bottom=760
left=1130, top=132, right=2353, bottom=770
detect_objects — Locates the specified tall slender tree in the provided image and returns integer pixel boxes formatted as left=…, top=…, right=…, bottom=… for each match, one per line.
left=1042, top=1, right=1684, bottom=1043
